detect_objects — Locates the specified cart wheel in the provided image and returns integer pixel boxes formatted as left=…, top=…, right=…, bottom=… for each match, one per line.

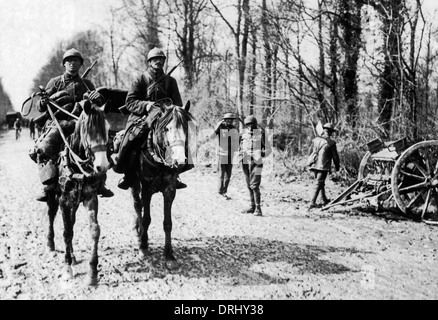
left=358, top=151, right=372, bottom=180
left=391, top=140, right=438, bottom=220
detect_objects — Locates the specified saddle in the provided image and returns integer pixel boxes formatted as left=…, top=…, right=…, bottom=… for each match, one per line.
left=29, top=120, right=76, bottom=163
left=113, top=117, right=150, bottom=173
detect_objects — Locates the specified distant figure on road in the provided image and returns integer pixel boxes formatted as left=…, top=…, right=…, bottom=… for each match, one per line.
left=29, top=118, right=35, bottom=140
left=35, top=123, right=43, bottom=138
left=13, top=118, right=22, bottom=140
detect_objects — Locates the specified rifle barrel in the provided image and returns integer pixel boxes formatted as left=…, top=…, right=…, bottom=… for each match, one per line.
left=81, top=60, right=98, bottom=78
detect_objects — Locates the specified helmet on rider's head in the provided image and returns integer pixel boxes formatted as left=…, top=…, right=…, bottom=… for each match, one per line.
left=62, top=48, right=84, bottom=65
left=323, top=122, right=337, bottom=132
left=244, top=115, right=258, bottom=126
left=223, top=112, right=236, bottom=120
left=147, top=47, right=167, bottom=62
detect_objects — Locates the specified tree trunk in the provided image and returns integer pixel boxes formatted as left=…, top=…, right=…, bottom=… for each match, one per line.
left=341, top=0, right=362, bottom=132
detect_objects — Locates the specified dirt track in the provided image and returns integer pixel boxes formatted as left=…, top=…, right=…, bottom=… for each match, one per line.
left=0, top=128, right=437, bottom=300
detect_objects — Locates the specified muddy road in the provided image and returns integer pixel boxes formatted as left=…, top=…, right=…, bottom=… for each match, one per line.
left=0, top=128, right=437, bottom=300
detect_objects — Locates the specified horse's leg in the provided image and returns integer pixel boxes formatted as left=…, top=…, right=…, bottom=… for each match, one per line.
left=69, top=208, right=78, bottom=265
left=59, top=196, right=77, bottom=281
left=46, top=191, right=59, bottom=252
left=139, top=187, right=152, bottom=257
left=83, top=195, right=100, bottom=286
left=131, top=184, right=144, bottom=237
left=163, top=188, right=178, bottom=270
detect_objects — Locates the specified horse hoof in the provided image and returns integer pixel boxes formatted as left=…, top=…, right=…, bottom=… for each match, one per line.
left=71, top=256, right=78, bottom=265
left=165, top=260, right=179, bottom=270
left=47, top=242, right=55, bottom=252
left=87, top=275, right=99, bottom=286
left=63, top=265, right=74, bottom=280
left=139, top=248, right=149, bottom=259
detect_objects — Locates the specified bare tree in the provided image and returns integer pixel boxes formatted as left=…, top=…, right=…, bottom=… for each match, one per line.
left=340, top=0, right=362, bottom=131
left=163, top=0, right=209, bottom=89
left=210, top=0, right=251, bottom=122
left=122, top=0, right=162, bottom=65
left=101, top=5, right=135, bottom=87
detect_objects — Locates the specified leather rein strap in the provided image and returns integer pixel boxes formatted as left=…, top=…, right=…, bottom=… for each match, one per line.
left=46, top=101, right=91, bottom=177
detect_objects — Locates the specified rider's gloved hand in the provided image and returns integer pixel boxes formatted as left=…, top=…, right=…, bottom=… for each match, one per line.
left=86, top=90, right=103, bottom=103
left=38, top=92, right=49, bottom=111
left=146, top=101, right=155, bottom=112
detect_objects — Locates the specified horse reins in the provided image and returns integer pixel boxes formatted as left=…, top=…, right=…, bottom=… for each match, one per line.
left=46, top=101, right=92, bottom=177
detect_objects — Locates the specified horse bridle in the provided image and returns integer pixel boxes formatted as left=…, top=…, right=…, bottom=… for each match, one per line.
left=146, top=108, right=188, bottom=169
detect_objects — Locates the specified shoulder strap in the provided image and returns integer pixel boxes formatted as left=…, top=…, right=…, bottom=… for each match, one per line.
left=314, top=137, right=327, bottom=154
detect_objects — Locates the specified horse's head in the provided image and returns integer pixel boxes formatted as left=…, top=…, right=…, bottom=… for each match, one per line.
left=155, top=101, right=196, bottom=169
left=78, top=100, right=111, bottom=174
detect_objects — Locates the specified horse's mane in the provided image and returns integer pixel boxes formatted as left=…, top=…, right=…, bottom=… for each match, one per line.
left=79, top=107, right=108, bottom=145
left=70, top=105, right=108, bottom=155
left=151, top=105, right=196, bottom=132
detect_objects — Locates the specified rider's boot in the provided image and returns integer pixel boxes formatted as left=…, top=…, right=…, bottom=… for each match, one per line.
left=36, top=184, right=56, bottom=202
left=36, top=188, right=48, bottom=202
left=118, top=174, right=134, bottom=190
left=97, top=173, right=114, bottom=197
left=98, top=184, right=114, bottom=198
left=176, top=175, right=187, bottom=189
left=116, top=148, right=137, bottom=190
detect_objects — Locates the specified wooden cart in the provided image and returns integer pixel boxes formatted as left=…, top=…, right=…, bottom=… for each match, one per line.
left=323, top=137, right=438, bottom=225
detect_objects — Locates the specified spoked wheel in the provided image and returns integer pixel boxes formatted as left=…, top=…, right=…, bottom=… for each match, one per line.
left=358, top=151, right=372, bottom=180
left=391, top=140, right=438, bottom=223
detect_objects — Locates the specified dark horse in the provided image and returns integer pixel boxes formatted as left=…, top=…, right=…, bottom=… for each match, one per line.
left=45, top=100, right=111, bottom=285
left=129, top=100, right=196, bottom=270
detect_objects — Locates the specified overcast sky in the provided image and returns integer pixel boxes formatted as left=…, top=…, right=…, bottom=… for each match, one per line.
left=1, top=0, right=438, bottom=111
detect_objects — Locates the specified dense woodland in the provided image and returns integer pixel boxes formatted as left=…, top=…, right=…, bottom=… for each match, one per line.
left=2, top=0, right=438, bottom=171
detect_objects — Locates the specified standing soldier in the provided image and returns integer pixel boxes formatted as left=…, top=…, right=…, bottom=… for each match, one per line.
left=239, top=115, right=269, bottom=216
left=113, top=47, right=188, bottom=190
left=31, top=48, right=114, bottom=201
left=214, top=112, right=239, bottom=199
left=307, top=122, right=340, bottom=209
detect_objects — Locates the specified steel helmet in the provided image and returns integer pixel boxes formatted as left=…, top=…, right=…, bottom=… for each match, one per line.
left=244, top=115, right=258, bottom=125
left=223, top=112, right=236, bottom=120
left=323, top=122, right=337, bottom=132
left=147, top=47, right=166, bottom=62
left=62, top=48, right=84, bottom=65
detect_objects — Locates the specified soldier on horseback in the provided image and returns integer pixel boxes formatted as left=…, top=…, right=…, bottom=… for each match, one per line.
left=30, top=48, right=114, bottom=201
left=113, top=47, right=188, bottom=190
